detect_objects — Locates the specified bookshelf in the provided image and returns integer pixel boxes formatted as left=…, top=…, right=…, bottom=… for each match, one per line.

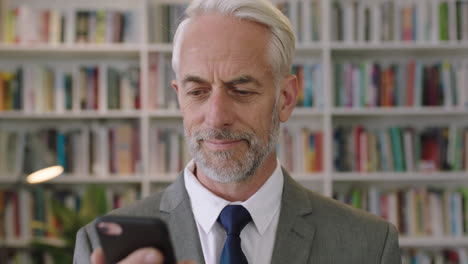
left=1, top=0, right=468, bottom=262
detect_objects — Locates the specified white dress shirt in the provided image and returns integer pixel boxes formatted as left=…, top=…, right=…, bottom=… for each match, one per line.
left=184, top=159, right=284, bottom=264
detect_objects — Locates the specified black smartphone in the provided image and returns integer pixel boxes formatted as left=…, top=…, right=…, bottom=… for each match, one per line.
left=95, top=215, right=176, bottom=264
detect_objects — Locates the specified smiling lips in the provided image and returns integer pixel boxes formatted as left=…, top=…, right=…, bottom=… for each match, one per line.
left=203, top=139, right=244, bottom=151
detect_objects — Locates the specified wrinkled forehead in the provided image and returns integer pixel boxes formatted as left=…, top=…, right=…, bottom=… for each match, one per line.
left=178, top=13, right=272, bottom=71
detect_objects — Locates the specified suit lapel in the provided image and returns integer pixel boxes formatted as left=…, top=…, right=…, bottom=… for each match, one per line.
left=271, top=169, right=316, bottom=264
left=159, top=173, right=205, bottom=264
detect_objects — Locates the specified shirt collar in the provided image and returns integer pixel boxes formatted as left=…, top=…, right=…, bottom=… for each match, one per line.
left=184, top=159, right=284, bottom=235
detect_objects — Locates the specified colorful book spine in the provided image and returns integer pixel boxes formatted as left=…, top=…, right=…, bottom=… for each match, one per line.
left=332, top=0, right=468, bottom=43
left=334, top=60, right=467, bottom=108
left=335, top=186, right=468, bottom=238
left=334, top=125, right=468, bottom=172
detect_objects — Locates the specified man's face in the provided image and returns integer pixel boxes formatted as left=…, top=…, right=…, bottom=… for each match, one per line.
left=172, top=13, right=280, bottom=183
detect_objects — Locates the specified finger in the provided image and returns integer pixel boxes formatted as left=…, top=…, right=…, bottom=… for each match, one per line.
left=118, top=247, right=164, bottom=264
left=179, top=261, right=197, bottom=264
left=91, top=248, right=106, bottom=264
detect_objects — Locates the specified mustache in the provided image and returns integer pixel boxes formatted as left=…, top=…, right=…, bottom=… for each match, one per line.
left=190, top=128, right=255, bottom=143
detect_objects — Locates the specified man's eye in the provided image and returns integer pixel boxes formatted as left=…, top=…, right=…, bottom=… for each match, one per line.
left=233, top=89, right=253, bottom=96
left=188, top=89, right=208, bottom=96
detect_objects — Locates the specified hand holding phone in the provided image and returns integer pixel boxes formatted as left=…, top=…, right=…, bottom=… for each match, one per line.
left=95, top=215, right=176, bottom=264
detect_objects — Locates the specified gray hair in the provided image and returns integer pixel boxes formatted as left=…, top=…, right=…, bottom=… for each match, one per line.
left=171, top=0, right=295, bottom=84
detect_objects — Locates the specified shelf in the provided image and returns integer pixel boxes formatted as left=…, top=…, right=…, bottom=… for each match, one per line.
left=292, top=173, right=324, bottom=181
left=399, top=236, right=468, bottom=248
left=148, top=109, right=182, bottom=118
left=148, top=173, right=179, bottom=183
left=0, top=237, right=66, bottom=248
left=147, top=43, right=173, bottom=53
left=0, top=111, right=141, bottom=119
left=48, top=175, right=143, bottom=184
left=331, top=41, right=468, bottom=50
left=0, top=43, right=141, bottom=57
left=291, top=108, right=324, bottom=117
left=0, top=178, right=20, bottom=185
left=333, top=172, right=468, bottom=182
left=295, top=43, right=324, bottom=56
left=331, top=107, right=468, bottom=116
left=0, top=176, right=143, bottom=185
left=331, top=42, right=468, bottom=57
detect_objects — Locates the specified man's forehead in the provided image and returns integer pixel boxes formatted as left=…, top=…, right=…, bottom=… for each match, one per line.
left=179, top=44, right=272, bottom=77
left=176, top=13, right=273, bottom=80
left=180, top=13, right=270, bottom=51
left=186, top=12, right=270, bottom=35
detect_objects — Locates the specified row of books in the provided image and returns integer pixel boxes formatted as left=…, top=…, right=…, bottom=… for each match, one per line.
left=0, top=69, right=22, bottom=111
left=334, top=125, right=468, bottom=173
left=76, top=10, right=135, bottom=44
left=278, top=126, right=323, bottom=173
left=106, top=66, right=140, bottom=110
left=401, top=248, right=468, bottom=263
left=148, top=3, right=186, bottom=43
left=147, top=0, right=323, bottom=44
left=5, top=251, right=34, bottom=264
left=334, top=60, right=468, bottom=108
left=292, top=63, right=323, bottom=108
left=0, top=122, right=142, bottom=178
left=25, top=128, right=85, bottom=175
left=335, top=186, right=468, bottom=237
left=6, top=123, right=468, bottom=177
left=148, top=53, right=178, bottom=110
left=0, top=128, right=23, bottom=178
left=0, top=5, right=66, bottom=44
left=0, top=1, right=137, bottom=44
left=332, top=0, right=468, bottom=42
left=0, top=186, right=138, bottom=241
left=149, top=126, right=190, bottom=175
left=275, top=0, right=321, bottom=43
left=0, top=63, right=140, bottom=112
left=84, top=122, right=141, bottom=175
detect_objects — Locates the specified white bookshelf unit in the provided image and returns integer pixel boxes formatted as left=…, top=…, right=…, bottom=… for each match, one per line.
left=1, top=0, right=468, bottom=262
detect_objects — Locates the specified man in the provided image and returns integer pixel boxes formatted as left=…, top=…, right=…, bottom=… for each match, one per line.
left=74, top=0, right=401, bottom=263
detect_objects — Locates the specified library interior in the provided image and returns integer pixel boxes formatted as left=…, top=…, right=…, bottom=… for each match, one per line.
left=1, top=0, right=468, bottom=263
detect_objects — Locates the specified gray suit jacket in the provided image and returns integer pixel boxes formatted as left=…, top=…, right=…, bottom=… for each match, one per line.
left=74, top=169, right=401, bottom=263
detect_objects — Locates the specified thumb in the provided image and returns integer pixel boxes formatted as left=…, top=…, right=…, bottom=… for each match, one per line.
left=118, top=247, right=164, bottom=264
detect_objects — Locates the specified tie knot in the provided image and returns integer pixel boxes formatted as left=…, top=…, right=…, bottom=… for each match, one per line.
left=218, top=205, right=252, bottom=236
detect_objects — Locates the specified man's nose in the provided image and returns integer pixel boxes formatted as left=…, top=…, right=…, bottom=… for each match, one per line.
left=204, top=89, right=235, bottom=128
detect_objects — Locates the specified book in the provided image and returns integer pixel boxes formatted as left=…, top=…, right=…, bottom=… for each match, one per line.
left=336, top=185, right=468, bottom=239
left=334, top=59, right=465, bottom=109
left=331, top=0, right=468, bottom=44
left=439, top=1, right=449, bottom=41
left=334, top=124, right=468, bottom=173
left=114, top=123, right=133, bottom=174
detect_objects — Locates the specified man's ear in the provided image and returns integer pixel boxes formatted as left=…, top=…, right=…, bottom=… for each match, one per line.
left=278, top=74, right=298, bottom=123
left=171, top=79, right=182, bottom=106
left=171, top=80, right=179, bottom=94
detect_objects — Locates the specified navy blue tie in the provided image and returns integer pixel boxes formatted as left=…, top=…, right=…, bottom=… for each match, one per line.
left=218, top=205, right=252, bottom=264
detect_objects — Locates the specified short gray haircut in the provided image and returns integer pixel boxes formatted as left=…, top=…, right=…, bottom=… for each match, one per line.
left=171, top=0, right=295, bottom=82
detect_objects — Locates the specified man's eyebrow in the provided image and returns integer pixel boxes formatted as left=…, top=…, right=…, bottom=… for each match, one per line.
left=182, top=75, right=209, bottom=85
left=225, top=75, right=261, bottom=87
left=182, top=74, right=261, bottom=87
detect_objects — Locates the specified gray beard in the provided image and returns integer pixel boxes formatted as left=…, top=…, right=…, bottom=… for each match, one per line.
left=185, top=107, right=280, bottom=184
